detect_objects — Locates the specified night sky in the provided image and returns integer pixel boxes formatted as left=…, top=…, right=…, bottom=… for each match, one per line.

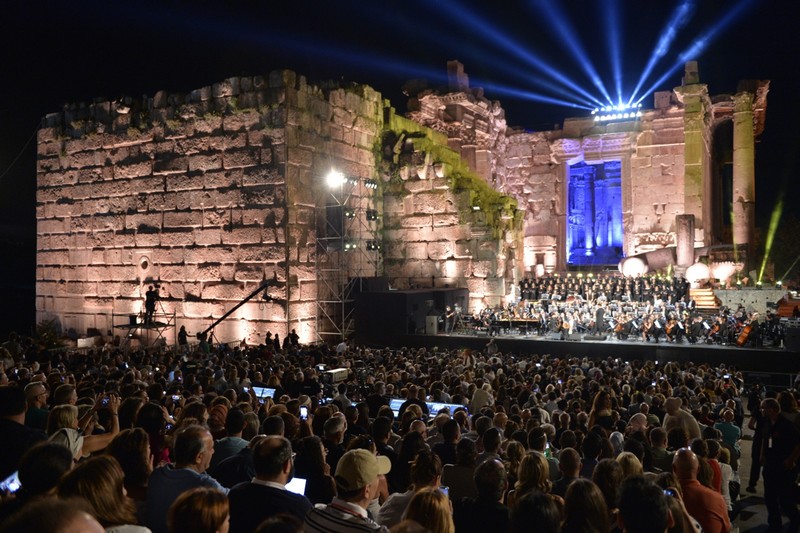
left=1, top=0, right=797, bottom=338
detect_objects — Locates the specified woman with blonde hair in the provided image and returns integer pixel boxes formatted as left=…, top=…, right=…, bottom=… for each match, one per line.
left=48, top=397, right=120, bottom=461
left=508, top=451, right=552, bottom=507
left=403, top=487, right=454, bottom=533
left=58, top=455, right=148, bottom=532
left=616, top=451, right=644, bottom=479
left=168, top=487, right=229, bottom=533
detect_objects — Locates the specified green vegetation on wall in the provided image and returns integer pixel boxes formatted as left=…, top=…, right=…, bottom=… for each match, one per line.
left=378, top=112, right=520, bottom=238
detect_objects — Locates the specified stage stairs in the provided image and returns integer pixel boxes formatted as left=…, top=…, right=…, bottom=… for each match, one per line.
left=690, top=287, right=721, bottom=317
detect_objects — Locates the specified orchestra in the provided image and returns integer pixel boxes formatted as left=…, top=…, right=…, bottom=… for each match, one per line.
left=449, top=273, right=784, bottom=348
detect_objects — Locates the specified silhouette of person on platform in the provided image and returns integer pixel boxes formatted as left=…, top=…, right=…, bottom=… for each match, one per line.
left=144, top=285, right=159, bottom=324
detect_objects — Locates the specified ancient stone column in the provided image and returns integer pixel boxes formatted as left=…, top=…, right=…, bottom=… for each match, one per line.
left=732, top=91, right=756, bottom=250
left=676, top=214, right=695, bottom=267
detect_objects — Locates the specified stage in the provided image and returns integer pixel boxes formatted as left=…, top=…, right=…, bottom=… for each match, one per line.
left=392, top=330, right=799, bottom=375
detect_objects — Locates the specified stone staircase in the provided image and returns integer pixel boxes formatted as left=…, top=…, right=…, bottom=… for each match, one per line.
left=690, top=287, right=720, bottom=314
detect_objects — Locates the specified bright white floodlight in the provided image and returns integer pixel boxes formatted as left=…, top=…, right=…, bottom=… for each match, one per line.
left=325, top=169, right=345, bottom=188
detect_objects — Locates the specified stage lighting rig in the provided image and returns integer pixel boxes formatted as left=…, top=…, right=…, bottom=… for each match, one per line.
left=592, top=103, right=642, bottom=122
left=366, top=209, right=379, bottom=221
left=366, top=240, right=381, bottom=251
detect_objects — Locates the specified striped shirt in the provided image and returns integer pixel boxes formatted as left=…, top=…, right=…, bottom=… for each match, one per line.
left=304, top=498, right=388, bottom=533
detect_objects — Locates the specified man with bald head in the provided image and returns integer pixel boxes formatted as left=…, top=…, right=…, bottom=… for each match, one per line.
left=663, top=397, right=701, bottom=441
left=672, top=448, right=730, bottom=533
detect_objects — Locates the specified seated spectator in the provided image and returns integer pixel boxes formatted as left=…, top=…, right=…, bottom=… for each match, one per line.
left=228, top=436, right=312, bottom=533
left=617, top=451, right=644, bottom=479
left=304, top=449, right=392, bottom=533
left=617, top=476, right=672, bottom=533
left=562, top=478, right=609, bottom=533
left=58, top=455, right=149, bottom=532
left=432, top=419, right=460, bottom=466
left=293, top=435, right=336, bottom=505
left=452, top=459, right=509, bottom=533
left=441, top=437, right=479, bottom=501
left=168, top=488, right=229, bottom=533
left=208, top=435, right=266, bottom=490
left=528, top=426, right=560, bottom=481
left=322, top=414, right=347, bottom=473
left=372, top=416, right=400, bottom=493
left=672, top=448, right=730, bottom=533
left=403, top=487, right=455, bottom=533
left=393, top=431, right=428, bottom=493
left=477, top=427, right=502, bottom=465
left=713, top=409, right=741, bottom=460
left=107, top=428, right=153, bottom=519
left=510, top=490, right=562, bottom=533
left=377, top=449, right=441, bottom=528
left=23, top=381, right=49, bottom=432
left=508, top=451, right=552, bottom=507
left=649, top=427, right=674, bottom=473
left=0, top=386, right=47, bottom=481
left=591, top=458, right=624, bottom=520
left=0, top=497, right=105, bottom=533
left=135, top=402, right=170, bottom=469
left=0, top=442, right=73, bottom=523
left=145, top=425, right=228, bottom=533
left=210, top=408, right=248, bottom=469
left=47, top=397, right=120, bottom=461
left=552, top=447, right=581, bottom=499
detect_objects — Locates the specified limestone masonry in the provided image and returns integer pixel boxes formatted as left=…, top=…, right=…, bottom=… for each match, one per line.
left=36, top=61, right=767, bottom=344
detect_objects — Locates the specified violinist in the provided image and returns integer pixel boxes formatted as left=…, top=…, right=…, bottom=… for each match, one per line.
left=665, top=314, right=678, bottom=343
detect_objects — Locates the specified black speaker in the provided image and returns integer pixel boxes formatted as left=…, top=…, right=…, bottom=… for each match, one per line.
left=566, top=332, right=582, bottom=341
left=785, top=328, right=800, bottom=351
left=548, top=332, right=562, bottom=340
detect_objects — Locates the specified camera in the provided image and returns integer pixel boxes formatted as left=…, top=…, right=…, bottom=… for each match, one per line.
left=101, top=397, right=110, bottom=407
left=172, top=395, right=181, bottom=402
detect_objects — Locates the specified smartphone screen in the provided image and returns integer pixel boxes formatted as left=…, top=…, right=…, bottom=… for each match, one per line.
left=0, top=471, right=21, bottom=494
left=299, top=406, right=309, bottom=420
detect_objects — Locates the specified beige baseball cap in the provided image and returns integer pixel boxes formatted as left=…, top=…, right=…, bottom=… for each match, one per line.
left=334, top=449, right=391, bottom=491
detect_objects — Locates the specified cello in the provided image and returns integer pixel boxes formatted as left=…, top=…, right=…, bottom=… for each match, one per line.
left=736, top=324, right=753, bottom=347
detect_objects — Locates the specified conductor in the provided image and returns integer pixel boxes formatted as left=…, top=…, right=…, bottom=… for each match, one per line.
left=592, top=301, right=606, bottom=335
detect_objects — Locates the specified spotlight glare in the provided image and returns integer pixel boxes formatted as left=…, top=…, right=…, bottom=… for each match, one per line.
left=325, top=169, right=345, bottom=189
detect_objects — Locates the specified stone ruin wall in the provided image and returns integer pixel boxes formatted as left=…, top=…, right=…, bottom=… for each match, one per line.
left=380, top=113, right=522, bottom=311
left=36, top=69, right=520, bottom=341
left=36, top=71, right=385, bottom=345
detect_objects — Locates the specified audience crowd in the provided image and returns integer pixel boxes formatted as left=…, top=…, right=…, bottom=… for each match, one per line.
left=0, top=330, right=798, bottom=533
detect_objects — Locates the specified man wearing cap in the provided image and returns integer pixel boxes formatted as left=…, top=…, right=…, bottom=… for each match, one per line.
left=304, top=448, right=391, bottom=533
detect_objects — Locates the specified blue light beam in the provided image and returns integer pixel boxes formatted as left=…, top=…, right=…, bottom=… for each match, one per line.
left=528, top=0, right=614, bottom=105
left=628, top=0, right=696, bottom=104
left=634, top=0, right=756, bottom=105
left=602, top=0, right=624, bottom=105
left=433, top=0, right=605, bottom=107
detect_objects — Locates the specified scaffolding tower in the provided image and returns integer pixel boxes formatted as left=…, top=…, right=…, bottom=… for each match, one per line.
left=315, top=171, right=382, bottom=342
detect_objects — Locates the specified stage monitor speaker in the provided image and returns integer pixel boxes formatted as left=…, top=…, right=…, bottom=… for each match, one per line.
left=425, top=316, right=439, bottom=335
left=584, top=334, right=607, bottom=341
left=785, top=328, right=800, bottom=351
left=566, top=332, right=582, bottom=341
left=548, top=332, right=562, bottom=340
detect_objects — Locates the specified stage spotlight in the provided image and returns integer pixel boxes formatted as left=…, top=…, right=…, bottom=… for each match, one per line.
left=325, top=169, right=345, bottom=188
left=472, top=205, right=481, bottom=211
left=366, top=209, right=379, bottom=221
left=343, top=240, right=358, bottom=251
left=344, top=208, right=355, bottom=219
left=756, top=281, right=763, bottom=290
left=364, top=179, right=378, bottom=189
left=366, top=240, right=381, bottom=251
left=777, top=281, right=783, bottom=288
